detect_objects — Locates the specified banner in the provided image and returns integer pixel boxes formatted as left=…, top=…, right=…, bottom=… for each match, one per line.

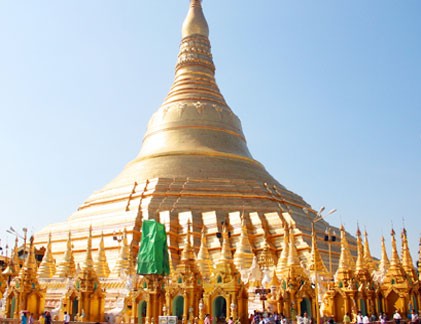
left=137, top=220, right=170, bottom=275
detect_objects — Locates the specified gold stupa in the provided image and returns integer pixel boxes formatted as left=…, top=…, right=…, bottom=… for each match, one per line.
left=36, top=0, right=346, bottom=270
left=31, top=0, right=360, bottom=320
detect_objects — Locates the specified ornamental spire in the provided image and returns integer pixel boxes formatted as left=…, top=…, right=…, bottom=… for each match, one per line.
left=376, top=236, right=390, bottom=281
left=2, top=237, right=20, bottom=277
left=176, top=219, right=200, bottom=276
left=20, top=236, right=41, bottom=292
left=111, top=228, right=131, bottom=277
left=275, top=223, right=289, bottom=280
left=215, top=221, right=236, bottom=276
left=355, top=227, right=364, bottom=272
left=197, top=226, right=213, bottom=279
left=94, top=232, right=110, bottom=279
left=56, top=231, right=76, bottom=278
left=309, top=223, right=329, bottom=280
left=390, top=228, right=402, bottom=268
left=233, top=214, right=254, bottom=272
left=182, top=0, right=209, bottom=38
left=355, top=226, right=371, bottom=283
left=335, top=225, right=355, bottom=285
left=383, top=228, right=407, bottom=287
left=83, top=225, right=95, bottom=271
left=401, top=228, right=416, bottom=281
left=38, top=232, right=56, bottom=278
left=181, top=219, right=196, bottom=261
left=363, top=230, right=375, bottom=274
left=285, top=225, right=307, bottom=282
left=287, top=226, right=300, bottom=267
left=22, top=236, right=38, bottom=273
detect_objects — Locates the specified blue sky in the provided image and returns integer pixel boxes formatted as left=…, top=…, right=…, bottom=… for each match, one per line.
left=0, top=1, right=420, bottom=261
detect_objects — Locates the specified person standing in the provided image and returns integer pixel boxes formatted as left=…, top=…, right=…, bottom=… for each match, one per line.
left=45, top=311, right=52, bottom=324
left=343, top=312, right=351, bottom=324
left=301, top=313, right=310, bottom=324
left=39, top=312, right=45, bottom=324
left=411, top=310, right=418, bottom=324
left=393, top=310, right=401, bottom=324
left=362, top=315, right=370, bottom=324
left=204, top=314, right=211, bottom=324
left=64, top=312, right=70, bottom=324
left=357, top=312, right=363, bottom=324
left=21, top=311, right=28, bottom=324
left=379, top=313, right=387, bottom=324
left=28, top=313, right=34, bottom=324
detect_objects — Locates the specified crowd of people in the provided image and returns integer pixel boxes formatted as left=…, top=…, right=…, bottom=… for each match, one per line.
left=247, top=310, right=311, bottom=324
left=240, top=309, right=421, bottom=324
left=20, top=310, right=52, bottom=324
left=347, top=310, right=420, bottom=324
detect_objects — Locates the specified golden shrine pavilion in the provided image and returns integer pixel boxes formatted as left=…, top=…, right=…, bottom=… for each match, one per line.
left=1, top=1, right=420, bottom=324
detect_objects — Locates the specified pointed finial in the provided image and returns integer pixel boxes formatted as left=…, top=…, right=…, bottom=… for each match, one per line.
left=379, top=235, right=390, bottom=273
left=182, top=0, right=209, bottom=38
left=38, top=232, right=57, bottom=278
left=197, top=226, right=213, bottom=278
left=390, top=227, right=401, bottom=267
left=84, top=225, right=95, bottom=270
left=95, top=232, right=111, bottom=278
left=233, top=213, right=254, bottom=271
left=56, top=231, right=76, bottom=278
left=275, top=223, right=289, bottom=279
left=401, top=227, right=415, bottom=280
left=181, top=219, right=195, bottom=261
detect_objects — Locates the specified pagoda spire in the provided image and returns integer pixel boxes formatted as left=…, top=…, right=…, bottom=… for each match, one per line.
left=20, top=236, right=43, bottom=295
left=355, top=227, right=364, bottom=272
left=309, top=223, right=330, bottom=281
left=182, top=0, right=209, bottom=38
left=363, top=230, right=375, bottom=274
left=94, top=232, right=110, bottom=279
left=38, top=232, right=56, bottom=278
left=197, top=226, right=214, bottom=279
left=390, top=228, right=402, bottom=268
left=215, top=221, right=236, bottom=276
left=285, top=225, right=308, bottom=287
left=56, top=231, right=76, bottom=278
left=376, top=236, right=390, bottom=282
left=335, top=225, right=355, bottom=285
left=355, top=226, right=371, bottom=283
left=111, top=228, right=132, bottom=277
left=176, top=219, right=200, bottom=276
left=275, top=223, right=289, bottom=280
left=287, top=226, right=301, bottom=267
left=233, top=213, right=254, bottom=272
left=401, top=228, right=416, bottom=281
left=2, top=237, right=20, bottom=277
left=12, top=237, right=20, bottom=269
left=83, top=225, right=95, bottom=271
left=382, top=228, right=408, bottom=287
left=23, top=236, right=38, bottom=272
left=181, top=219, right=195, bottom=262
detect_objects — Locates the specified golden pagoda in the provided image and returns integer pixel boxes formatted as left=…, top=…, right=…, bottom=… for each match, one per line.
left=2, top=1, right=420, bottom=323
left=26, top=0, right=367, bottom=322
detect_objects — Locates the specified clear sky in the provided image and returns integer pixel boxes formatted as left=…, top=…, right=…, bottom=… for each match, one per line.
left=0, top=1, right=420, bottom=262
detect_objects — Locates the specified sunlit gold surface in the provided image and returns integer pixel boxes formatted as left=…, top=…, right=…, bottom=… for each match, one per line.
left=24, top=0, right=372, bottom=322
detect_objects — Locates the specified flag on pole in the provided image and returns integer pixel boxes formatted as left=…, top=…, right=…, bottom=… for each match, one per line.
left=137, top=220, right=170, bottom=275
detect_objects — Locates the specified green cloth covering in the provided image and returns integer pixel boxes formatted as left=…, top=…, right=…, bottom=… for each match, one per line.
left=137, top=220, right=170, bottom=275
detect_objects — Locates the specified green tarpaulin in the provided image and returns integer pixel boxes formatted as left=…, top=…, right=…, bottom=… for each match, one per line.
left=137, top=220, right=170, bottom=275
